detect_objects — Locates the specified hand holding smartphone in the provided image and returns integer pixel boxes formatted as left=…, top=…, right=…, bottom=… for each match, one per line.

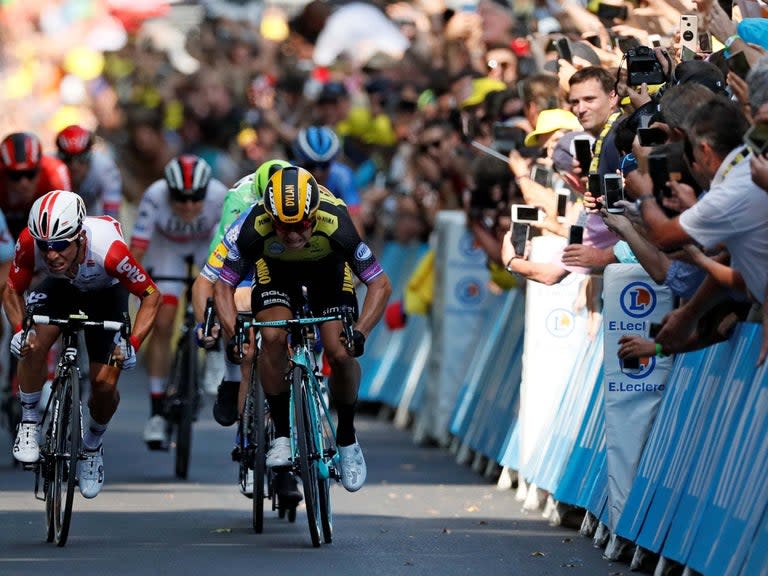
left=637, top=126, right=668, bottom=147
left=511, top=204, right=544, bottom=224
left=727, top=50, right=751, bottom=81
left=603, top=174, right=625, bottom=213
left=554, top=37, right=573, bottom=63
left=511, top=222, right=530, bottom=257
left=568, top=224, right=584, bottom=245
left=573, top=136, right=593, bottom=174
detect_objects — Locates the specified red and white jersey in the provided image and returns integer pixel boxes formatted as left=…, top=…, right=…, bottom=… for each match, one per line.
left=129, top=178, right=228, bottom=252
left=8, top=216, right=157, bottom=298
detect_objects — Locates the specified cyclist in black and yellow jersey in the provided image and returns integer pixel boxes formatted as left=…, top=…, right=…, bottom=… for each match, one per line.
left=214, top=166, right=391, bottom=496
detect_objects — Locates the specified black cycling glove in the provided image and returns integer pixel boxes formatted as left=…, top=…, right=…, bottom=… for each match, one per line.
left=350, top=330, right=366, bottom=357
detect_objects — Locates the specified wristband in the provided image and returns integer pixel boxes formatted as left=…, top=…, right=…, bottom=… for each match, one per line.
left=15, top=322, right=22, bottom=333
left=129, top=335, right=141, bottom=351
left=724, top=34, right=741, bottom=57
left=655, top=342, right=667, bottom=357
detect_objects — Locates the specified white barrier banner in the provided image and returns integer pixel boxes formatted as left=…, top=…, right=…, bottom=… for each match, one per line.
left=418, top=211, right=503, bottom=445
left=520, top=235, right=588, bottom=470
left=603, top=264, right=674, bottom=529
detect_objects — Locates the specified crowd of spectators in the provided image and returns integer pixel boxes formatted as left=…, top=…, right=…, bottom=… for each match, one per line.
left=2, top=0, right=768, bottom=360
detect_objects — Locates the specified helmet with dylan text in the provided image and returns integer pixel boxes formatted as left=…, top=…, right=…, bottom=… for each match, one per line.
left=264, top=166, right=320, bottom=225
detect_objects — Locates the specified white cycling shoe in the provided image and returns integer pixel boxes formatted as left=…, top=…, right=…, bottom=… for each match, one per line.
left=143, top=415, right=168, bottom=449
left=338, top=441, right=367, bottom=492
left=266, top=437, right=291, bottom=468
left=13, top=422, right=40, bottom=463
left=78, top=446, right=104, bottom=499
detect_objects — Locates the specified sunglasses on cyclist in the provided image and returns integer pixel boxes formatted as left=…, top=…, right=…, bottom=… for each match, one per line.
left=59, top=151, right=92, bottom=164
left=171, top=191, right=205, bottom=204
left=36, top=238, right=74, bottom=252
left=273, top=219, right=314, bottom=234
left=304, top=162, right=330, bottom=172
left=7, top=169, right=39, bottom=182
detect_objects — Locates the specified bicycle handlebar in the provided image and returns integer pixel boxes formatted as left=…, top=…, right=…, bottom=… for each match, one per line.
left=31, top=314, right=125, bottom=332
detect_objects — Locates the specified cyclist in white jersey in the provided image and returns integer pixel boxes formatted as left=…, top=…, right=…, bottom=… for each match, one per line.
left=55, top=125, right=122, bottom=218
left=129, top=154, right=227, bottom=448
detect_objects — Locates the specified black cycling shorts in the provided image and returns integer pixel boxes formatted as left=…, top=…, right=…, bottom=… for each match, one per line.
left=250, top=256, right=359, bottom=319
left=26, top=278, right=129, bottom=365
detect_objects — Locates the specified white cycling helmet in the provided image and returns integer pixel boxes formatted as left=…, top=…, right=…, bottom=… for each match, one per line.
left=28, top=190, right=85, bottom=241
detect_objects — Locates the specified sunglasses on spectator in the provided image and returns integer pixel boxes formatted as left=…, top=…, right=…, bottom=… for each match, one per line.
left=36, top=238, right=74, bottom=252
left=273, top=219, right=314, bottom=234
left=419, top=139, right=441, bottom=152
left=7, top=169, right=39, bottom=182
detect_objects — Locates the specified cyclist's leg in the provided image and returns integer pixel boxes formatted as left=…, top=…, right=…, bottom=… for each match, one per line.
left=314, top=262, right=366, bottom=492
left=77, top=285, right=128, bottom=497
left=12, top=279, right=67, bottom=463
left=142, top=243, right=186, bottom=444
left=251, top=261, right=301, bottom=503
left=213, top=283, right=252, bottom=426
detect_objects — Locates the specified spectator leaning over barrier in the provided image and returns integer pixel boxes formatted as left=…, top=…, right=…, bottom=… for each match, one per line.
left=632, top=97, right=768, bottom=357
left=504, top=67, right=623, bottom=283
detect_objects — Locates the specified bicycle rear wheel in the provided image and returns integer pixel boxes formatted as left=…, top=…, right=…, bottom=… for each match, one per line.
left=292, top=366, right=321, bottom=547
left=174, top=334, right=197, bottom=479
left=50, top=370, right=80, bottom=546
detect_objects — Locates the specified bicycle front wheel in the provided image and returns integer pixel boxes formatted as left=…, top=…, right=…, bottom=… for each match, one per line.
left=242, top=361, right=266, bottom=532
left=292, top=366, right=321, bottom=547
left=51, top=369, right=80, bottom=546
left=174, top=333, right=197, bottom=479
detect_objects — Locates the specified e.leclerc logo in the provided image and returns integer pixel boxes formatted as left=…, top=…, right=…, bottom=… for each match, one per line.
left=619, top=281, right=656, bottom=318
left=454, top=277, right=484, bottom=305
left=459, top=232, right=483, bottom=259
left=622, top=355, right=656, bottom=380
left=545, top=308, right=576, bottom=337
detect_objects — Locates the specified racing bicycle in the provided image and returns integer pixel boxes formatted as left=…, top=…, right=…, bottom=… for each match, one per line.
left=234, top=301, right=355, bottom=547
left=26, top=310, right=129, bottom=546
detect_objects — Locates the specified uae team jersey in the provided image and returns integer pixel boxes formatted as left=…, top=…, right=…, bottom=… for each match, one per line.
left=8, top=216, right=157, bottom=298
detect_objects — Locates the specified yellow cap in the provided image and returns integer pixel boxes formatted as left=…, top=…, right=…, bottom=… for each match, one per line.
left=461, top=78, right=508, bottom=108
left=524, top=109, right=583, bottom=147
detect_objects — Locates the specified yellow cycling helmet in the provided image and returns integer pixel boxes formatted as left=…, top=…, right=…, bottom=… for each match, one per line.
left=264, top=166, right=320, bottom=225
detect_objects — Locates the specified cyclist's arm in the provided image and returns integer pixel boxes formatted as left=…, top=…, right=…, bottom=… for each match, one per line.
left=355, top=272, right=392, bottom=337
left=3, top=229, right=36, bottom=330
left=99, top=154, right=123, bottom=218
left=213, top=277, right=237, bottom=340
left=104, top=240, right=161, bottom=347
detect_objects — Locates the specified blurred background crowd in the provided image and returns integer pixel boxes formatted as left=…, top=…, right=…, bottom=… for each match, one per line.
left=3, top=0, right=768, bottom=358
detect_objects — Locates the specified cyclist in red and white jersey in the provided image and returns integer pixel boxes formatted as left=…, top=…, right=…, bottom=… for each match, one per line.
left=55, top=125, right=122, bottom=218
left=5, top=190, right=161, bottom=498
left=0, top=132, right=72, bottom=238
left=129, top=154, right=228, bottom=448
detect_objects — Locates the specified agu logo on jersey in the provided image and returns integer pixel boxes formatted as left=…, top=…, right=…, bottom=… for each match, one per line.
left=454, top=277, right=484, bottom=305
left=459, top=233, right=484, bottom=259
left=623, top=355, right=656, bottom=379
left=545, top=308, right=576, bottom=337
left=620, top=282, right=656, bottom=318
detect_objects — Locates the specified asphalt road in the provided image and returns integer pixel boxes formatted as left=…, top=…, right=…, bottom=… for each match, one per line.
left=0, top=364, right=614, bottom=576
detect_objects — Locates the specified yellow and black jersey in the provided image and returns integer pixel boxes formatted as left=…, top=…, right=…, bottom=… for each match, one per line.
left=218, top=186, right=384, bottom=287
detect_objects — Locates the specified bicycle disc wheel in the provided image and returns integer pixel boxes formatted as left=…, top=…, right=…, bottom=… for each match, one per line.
left=53, top=370, right=80, bottom=546
left=292, top=366, right=320, bottom=547
left=250, top=367, right=266, bottom=533
left=174, top=335, right=195, bottom=479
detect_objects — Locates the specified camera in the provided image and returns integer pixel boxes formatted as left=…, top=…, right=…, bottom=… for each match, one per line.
left=626, top=46, right=666, bottom=86
left=492, top=122, right=527, bottom=155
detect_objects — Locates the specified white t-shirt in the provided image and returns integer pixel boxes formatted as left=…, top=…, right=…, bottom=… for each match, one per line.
left=679, top=147, right=768, bottom=301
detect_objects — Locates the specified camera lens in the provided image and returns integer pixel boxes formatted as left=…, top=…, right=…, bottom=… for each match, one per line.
left=682, top=30, right=694, bottom=41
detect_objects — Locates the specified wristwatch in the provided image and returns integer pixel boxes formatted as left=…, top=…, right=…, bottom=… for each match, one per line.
left=636, top=194, right=655, bottom=210
left=505, top=255, right=518, bottom=273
